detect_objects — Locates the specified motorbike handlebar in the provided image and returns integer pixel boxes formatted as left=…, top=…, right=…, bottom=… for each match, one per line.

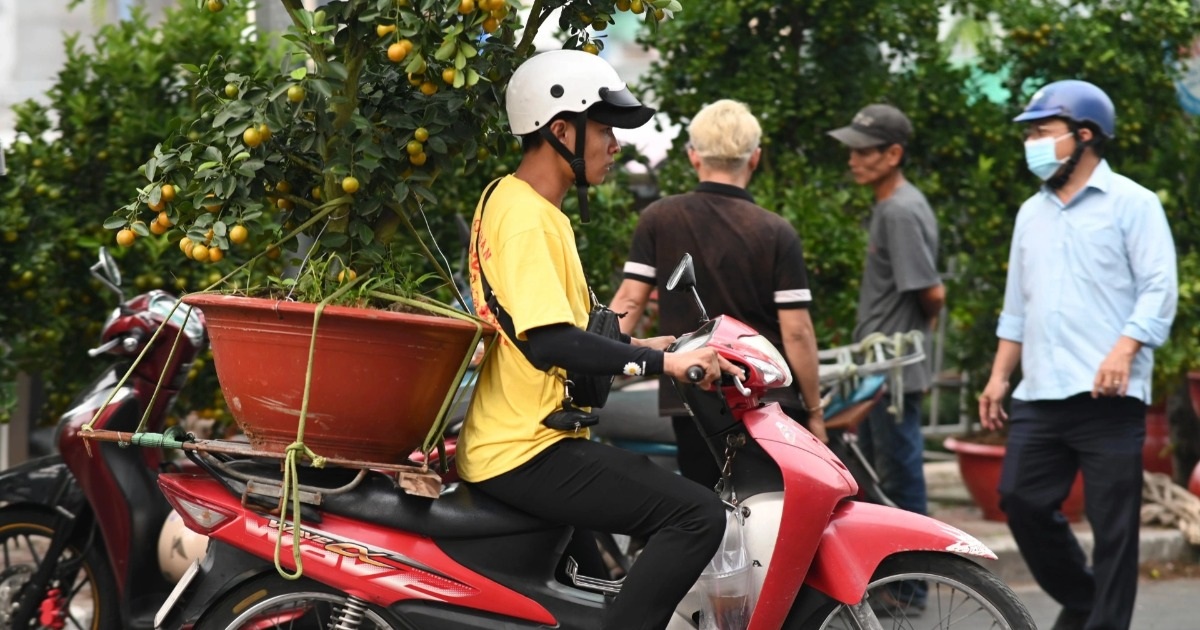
left=686, top=365, right=705, bottom=383
left=88, top=328, right=146, bottom=357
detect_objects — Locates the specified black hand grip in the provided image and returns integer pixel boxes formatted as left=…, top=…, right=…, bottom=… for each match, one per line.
left=686, top=365, right=705, bottom=383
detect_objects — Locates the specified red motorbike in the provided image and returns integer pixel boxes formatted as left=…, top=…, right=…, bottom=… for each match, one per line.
left=150, top=254, right=1033, bottom=629
left=0, top=248, right=208, bottom=629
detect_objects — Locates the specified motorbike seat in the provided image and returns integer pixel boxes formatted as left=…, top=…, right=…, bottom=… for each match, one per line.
left=317, top=472, right=559, bottom=539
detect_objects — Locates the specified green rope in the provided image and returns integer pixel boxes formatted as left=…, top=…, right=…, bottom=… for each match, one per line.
left=271, top=277, right=355, bottom=580
left=366, top=291, right=492, bottom=458
left=135, top=301, right=198, bottom=435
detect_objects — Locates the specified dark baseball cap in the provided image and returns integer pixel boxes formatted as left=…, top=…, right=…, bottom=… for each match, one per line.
left=827, top=104, right=913, bottom=149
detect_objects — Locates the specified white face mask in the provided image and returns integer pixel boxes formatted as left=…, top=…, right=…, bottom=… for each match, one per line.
left=1023, top=133, right=1072, bottom=180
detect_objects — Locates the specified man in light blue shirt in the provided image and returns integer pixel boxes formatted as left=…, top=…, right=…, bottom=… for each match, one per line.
left=979, top=80, right=1178, bottom=630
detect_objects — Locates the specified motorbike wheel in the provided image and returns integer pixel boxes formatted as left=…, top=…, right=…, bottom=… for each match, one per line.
left=0, top=507, right=121, bottom=630
left=198, top=574, right=404, bottom=630
left=810, top=551, right=1035, bottom=629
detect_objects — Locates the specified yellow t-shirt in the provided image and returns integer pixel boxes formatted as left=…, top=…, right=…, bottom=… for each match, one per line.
left=457, top=176, right=591, bottom=483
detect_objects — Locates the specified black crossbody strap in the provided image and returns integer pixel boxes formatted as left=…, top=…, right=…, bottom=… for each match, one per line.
left=474, top=179, right=552, bottom=371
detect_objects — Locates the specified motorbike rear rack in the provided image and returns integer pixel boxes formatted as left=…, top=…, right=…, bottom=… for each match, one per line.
left=80, top=429, right=444, bottom=499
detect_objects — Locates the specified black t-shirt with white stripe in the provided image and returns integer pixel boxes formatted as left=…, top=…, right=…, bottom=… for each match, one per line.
left=622, top=181, right=813, bottom=415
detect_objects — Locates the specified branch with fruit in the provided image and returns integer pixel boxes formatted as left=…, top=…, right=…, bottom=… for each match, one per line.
left=104, top=0, right=683, bottom=304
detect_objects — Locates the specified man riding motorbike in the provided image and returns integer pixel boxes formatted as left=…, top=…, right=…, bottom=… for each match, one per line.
left=460, top=49, right=742, bottom=630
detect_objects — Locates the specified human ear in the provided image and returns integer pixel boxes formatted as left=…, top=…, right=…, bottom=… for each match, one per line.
left=548, top=119, right=570, bottom=143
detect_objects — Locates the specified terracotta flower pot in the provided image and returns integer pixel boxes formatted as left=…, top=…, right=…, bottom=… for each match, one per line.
left=943, top=436, right=1085, bottom=523
left=1188, top=371, right=1200, bottom=418
left=183, top=293, right=493, bottom=463
left=1143, top=403, right=1174, bottom=478
left=1189, top=461, right=1200, bottom=499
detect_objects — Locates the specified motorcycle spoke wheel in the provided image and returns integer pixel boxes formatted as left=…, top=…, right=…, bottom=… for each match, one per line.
left=816, top=552, right=1035, bottom=630
left=0, top=507, right=120, bottom=630
left=200, top=574, right=403, bottom=630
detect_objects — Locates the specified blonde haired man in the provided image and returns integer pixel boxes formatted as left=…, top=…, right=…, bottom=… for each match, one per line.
left=611, top=99, right=825, bottom=488
left=688, top=99, right=761, bottom=170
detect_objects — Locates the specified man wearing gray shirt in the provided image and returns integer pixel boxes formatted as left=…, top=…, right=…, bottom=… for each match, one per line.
left=829, top=104, right=945, bottom=613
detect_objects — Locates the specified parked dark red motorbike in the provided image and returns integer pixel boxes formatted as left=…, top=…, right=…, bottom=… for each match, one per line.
left=146, top=254, right=1032, bottom=629
left=0, top=248, right=208, bottom=629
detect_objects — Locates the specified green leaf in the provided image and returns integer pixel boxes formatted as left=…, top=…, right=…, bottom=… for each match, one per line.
left=434, top=39, right=457, bottom=62
left=466, top=68, right=480, bottom=87
left=412, top=184, right=436, bottom=203
left=326, top=61, right=349, bottom=81
left=405, top=53, right=427, bottom=75
left=322, top=232, right=349, bottom=248
left=212, top=100, right=251, bottom=128
left=353, top=222, right=375, bottom=244
left=309, top=79, right=333, bottom=99
left=145, top=157, right=158, bottom=182
left=196, top=161, right=220, bottom=173
left=393, top=181, right=410, bottom=203
left=268, top=82, right=293, bottom=101
left=103, top=216, right=128, bottom=229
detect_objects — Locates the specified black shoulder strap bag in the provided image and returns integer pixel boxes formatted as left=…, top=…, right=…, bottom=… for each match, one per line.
left=474, top=180, right=624, bottom=430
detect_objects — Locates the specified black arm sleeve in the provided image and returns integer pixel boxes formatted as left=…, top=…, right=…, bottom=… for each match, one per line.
left=525, top=324, right=663, bottom=376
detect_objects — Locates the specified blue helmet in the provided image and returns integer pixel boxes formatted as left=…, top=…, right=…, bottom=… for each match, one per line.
left=1013, top=80, right=1116, bottom=138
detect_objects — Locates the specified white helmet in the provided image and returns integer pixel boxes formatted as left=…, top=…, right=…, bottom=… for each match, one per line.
left=504, top=50, right=654, bottom=223
left=157, top=508, right=208, bottom=583
left=505, top=49, right=654, bottom=135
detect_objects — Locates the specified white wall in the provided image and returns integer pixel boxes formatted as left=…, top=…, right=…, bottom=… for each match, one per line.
left=0, top=0, right=180, bottom=147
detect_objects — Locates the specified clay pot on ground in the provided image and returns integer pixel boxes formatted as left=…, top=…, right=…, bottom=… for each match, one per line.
left=1144, top=403, right=1174, bottom=478
left=943, top=436, right=1086, bottom=523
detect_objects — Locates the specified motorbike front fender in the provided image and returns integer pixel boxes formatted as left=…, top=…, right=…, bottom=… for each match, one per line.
left=804, top=500, right=997, bottom=605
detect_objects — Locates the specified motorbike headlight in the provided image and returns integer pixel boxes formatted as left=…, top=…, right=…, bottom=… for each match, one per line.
left=739, top=335, right=792, bottom=388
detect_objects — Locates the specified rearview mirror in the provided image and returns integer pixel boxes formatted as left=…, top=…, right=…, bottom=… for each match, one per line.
left=90, top=247, right=124, bottom=302
left=666, top=253, right=709, bottom=323
left=666, top=253, right=696, bottom=292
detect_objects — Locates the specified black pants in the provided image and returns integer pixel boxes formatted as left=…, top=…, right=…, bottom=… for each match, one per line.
left=475, top=438, right=726, bottom=630
left=998, top=394, right=1146, bottom=630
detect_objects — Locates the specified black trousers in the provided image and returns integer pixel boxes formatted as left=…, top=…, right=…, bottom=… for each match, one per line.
left=998, top=394, right=1146, bottom=630
left=475, top=438, right=726, bottom=630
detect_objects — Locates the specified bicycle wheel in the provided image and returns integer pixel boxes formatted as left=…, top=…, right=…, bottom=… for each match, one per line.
left=0, top=506, right=121, bottom=630
left=197, top=573, right=404, bottom=630
left=813, top=551, right=1034, bottom=629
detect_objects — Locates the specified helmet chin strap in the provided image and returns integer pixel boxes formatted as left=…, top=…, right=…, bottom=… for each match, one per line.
left=538, top=111, right=592, bottom=223
left=1046, top=128, right=1091, bottom=191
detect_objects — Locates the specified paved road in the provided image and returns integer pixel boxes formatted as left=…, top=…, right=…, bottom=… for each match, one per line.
left=1010, top=577, right=1199, bottom=629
